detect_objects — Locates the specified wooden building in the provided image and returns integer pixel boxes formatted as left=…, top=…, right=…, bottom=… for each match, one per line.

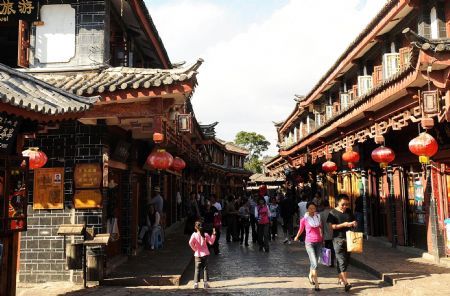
left=0, top=0, right=251, bottom=285
left=267, top=0, right=450, bottom=259
left=0, top=63, right=95, bottom=295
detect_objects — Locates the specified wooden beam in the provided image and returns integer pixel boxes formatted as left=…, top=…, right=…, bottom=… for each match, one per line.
left=100, top=83, right=193, bottom=102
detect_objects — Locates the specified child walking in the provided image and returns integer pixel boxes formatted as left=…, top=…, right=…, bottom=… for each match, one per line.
left=189, top=221, right=216, bottom=289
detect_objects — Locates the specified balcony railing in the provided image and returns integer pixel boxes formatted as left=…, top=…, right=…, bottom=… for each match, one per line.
left=280, top=46, right=413, bottom=151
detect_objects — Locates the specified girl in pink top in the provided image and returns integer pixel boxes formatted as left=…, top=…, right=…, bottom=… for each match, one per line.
left=189, top=221, right=216, bottom=289
left=294, top=201, right=323, bottom=292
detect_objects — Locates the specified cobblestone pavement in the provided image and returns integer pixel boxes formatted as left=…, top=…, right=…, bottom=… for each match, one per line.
left=17, top=234, right=449, bottom=296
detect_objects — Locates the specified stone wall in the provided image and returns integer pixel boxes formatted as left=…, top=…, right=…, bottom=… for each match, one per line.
left=19, top=122, right=107, bottom=283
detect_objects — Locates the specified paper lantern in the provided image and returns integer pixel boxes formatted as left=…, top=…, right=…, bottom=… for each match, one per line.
left=342, top=149, right=360, bottom=169
left=146, top=149, right=173, bottom=170
left=408, top=132, right=438, bottom=164
left=171, top=157, right=186, bottom=171
left=322, top=161, right=337, bottom=173
left=153, top=133, right=164, bottom=144
left=371, top=146, right=395, bottom=168
left=22, top=147, right=48, bottom=169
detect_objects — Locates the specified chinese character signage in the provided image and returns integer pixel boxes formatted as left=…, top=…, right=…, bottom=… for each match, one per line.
left=33, top=167, right=64, bottom=209
left=0, top=112, right=21, bottom=154
left=0, top=156, right=28, bottom=234
left=74, top=163, right=102, bottom=189
left=0, top=0, right=41, bottom=23
left=74, top=163, right=102, bottom=209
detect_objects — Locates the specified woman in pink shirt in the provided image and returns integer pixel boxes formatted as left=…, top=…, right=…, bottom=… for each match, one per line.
left=294, top=201, right=323, bottom=291
left=189, top=221, right=216, bottom=289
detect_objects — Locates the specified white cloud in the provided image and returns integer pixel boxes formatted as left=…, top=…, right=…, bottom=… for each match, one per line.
left=148, top=0, right=387, bottom=155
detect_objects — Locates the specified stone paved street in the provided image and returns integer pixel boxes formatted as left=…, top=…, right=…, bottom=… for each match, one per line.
left=19, top=232, right=448, bottom=296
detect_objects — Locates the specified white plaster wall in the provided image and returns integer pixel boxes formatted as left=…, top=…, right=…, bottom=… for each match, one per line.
left=35, top=4, right=76, bottom=63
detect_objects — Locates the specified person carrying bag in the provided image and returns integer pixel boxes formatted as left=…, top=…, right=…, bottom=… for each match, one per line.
left=346, top=230, right=363, bottom=253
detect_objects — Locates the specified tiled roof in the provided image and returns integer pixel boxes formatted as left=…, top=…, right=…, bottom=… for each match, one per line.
left=225, top=142, right=249, bottom=155
left=28, top=59, right=203, bottom=97
left=0, top=63, right=97, bottom=115
left=249, top=173, right=285, bottom=183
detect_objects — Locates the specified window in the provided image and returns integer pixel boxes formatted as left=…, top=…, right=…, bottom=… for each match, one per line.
left=315, top=112, right=322, bottom=127
left=357, top=76, right=373, bottom=97
left=340, top=93, right=351, bottom=110
left=325, top=105, right=333, bottom=120
left=382, top=53, right=400, bottom=80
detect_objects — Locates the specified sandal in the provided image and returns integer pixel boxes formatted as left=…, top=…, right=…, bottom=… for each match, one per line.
left=308, top=275, right=315, bottom=285
left=344, top=283, right=352, bottom=292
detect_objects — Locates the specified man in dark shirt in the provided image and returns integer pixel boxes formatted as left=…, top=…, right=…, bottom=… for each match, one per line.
left=327, top=194, right=357, bottom=292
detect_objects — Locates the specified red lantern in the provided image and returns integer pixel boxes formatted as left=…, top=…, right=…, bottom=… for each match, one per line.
left=342, top=149, right=360, bottom=169
left=22, top=147, right=48, bottom=169
left=322, top=161, right=337, bottom=173
left=371, top=146, right=395, bottom=168
left=146, top=149, right=174, bottom=170
left=408, top=132, right=438, bottom=164
left=153, top=132, right=164, bottom=144
left=171, top=157, right=186, bottom=171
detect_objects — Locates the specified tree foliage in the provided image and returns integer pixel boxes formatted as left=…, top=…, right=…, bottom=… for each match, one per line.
left=234, top=131, right=270, bottom=173
left=234, top=131, right=270, bottom=159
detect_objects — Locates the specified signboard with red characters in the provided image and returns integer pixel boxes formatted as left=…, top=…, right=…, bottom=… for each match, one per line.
left=0, top=156, right=28, bottom=234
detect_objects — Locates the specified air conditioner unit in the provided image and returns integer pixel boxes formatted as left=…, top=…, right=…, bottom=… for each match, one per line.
left=325, top=105, right=333, bottom=119
left=340, top=93, right=351, bottom=110
left=357, top=75, right=373, bottom=97
left=382, top=53, right=400, bottom=80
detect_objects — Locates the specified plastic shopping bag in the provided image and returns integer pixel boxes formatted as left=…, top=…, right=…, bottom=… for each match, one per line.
left=320, top=247, right=332, bottom=266
left=346, top=231, right=363, bottom=253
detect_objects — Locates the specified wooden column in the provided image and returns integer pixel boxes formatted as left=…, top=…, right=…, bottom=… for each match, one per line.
left=0, top=233, right=19, bottom=296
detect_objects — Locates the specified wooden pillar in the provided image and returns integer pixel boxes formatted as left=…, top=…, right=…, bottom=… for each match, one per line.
left=0, top=233, right=19, bottom=296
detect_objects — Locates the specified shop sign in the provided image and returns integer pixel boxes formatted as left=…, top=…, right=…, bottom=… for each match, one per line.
left=1, top=156, right=28, bottom=233
left=0, top=112, right=21, bottom=153
left=74, top=189, right=102, bottom=209
left=33, top=167, right=64, bottom=209
left=74, top=163, right=102, bottom=209
left=74, top=163, right=102, bottom=189
left=0, top=0, right=41, bottom=23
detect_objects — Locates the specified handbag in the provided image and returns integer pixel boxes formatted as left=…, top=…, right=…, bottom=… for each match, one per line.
left=346, top=230, right=363, bottom=253
left=319, top=247, right=332, bottom=266
left=213, top=213, right=222, bottom=229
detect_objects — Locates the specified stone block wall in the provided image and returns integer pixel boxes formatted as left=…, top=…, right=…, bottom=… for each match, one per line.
left=19, top=122, right=107, bottom=283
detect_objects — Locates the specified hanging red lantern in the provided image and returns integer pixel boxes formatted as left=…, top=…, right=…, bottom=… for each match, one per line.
left=153, top=132, right=164, bottom=144
left=371, top=146, right=395, bottom=169
left=342, top=149, right=360, bottom=169
left=408, top=132, right=438, bottom=164
left=171, top=157, right=186, bottom=171
left=322, top=160, right=337, bottom=173
left=146, top=149, right=174, bottom=170
left=22, top=147, right=48, bottom=169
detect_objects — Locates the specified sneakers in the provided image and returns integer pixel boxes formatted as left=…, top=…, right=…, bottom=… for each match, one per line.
left=193, top=283, right=198, bottom=289
left=204, top=282, right=210, bottom=288
left=283, top=238, right=289, bottom=244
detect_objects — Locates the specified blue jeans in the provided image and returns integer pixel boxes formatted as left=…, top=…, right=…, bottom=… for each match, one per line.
left=305, top=242, right=322, bottom=270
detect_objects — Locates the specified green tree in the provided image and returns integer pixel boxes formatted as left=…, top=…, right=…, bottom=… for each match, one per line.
left=234, top=131, right=270, bottom=173
left=244, top=157, right=263, bottom=173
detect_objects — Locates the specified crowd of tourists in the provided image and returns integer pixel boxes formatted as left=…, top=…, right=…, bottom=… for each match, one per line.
left=186, top=186, right=360, bottom=292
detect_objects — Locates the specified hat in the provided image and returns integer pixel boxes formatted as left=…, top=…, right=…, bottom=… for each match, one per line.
left=154, top=186, right=161, bottom=193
